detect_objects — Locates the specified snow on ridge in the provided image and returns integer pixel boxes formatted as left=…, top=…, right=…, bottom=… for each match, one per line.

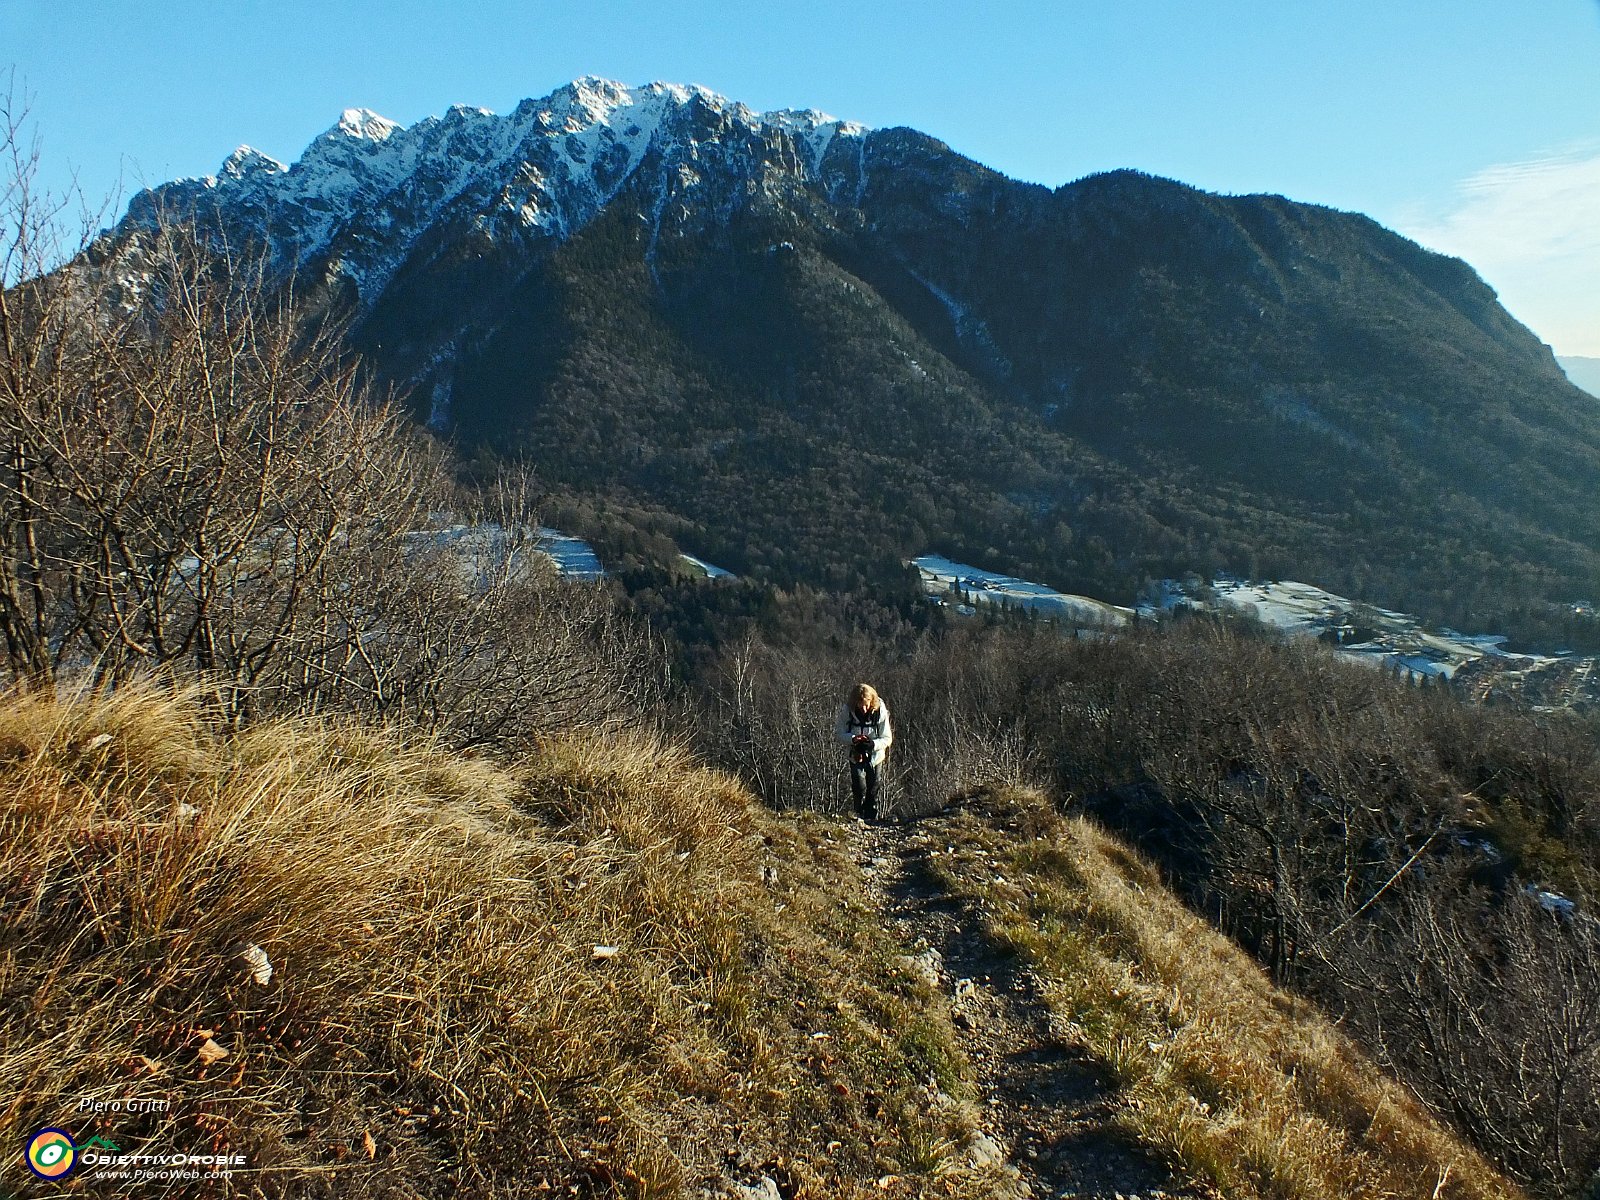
left=190, top=78, right=871, bottom=201
left=218, top=146, right=285, bottom=181
left=537, top=79, right=683, bottom=205
left=559, top=76, right=713, bottom=123
left=336, top=107, right=400, bottom=140
left=765, top=108, right=867, bottom=171
left=141, top=79, right=877, bottom=299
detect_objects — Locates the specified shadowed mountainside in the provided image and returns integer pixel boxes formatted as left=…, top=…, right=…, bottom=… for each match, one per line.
left=100, top=79, right=1600, bottom=638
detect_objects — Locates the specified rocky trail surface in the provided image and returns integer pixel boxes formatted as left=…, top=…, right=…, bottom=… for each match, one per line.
left=845, top=808, right=1213, bottom=1200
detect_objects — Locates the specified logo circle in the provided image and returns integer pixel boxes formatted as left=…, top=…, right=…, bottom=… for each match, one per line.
left=26, top=1128, right=77, bottom=1180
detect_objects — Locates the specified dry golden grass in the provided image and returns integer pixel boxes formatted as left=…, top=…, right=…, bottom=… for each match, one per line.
left=4, top=684, right=1510, bottom=1198
left=0, top=683, right=992, bottom=1198
left=732, top=811, right=1011, bottom=1199
left=924, top=787, right=1526, bottom=1200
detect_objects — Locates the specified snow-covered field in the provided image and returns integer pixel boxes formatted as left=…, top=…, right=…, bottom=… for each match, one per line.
left=407, top=523, right=743, bottom=584
left=1152, top=576, right=1560, bottom=682
left=535, top=527, right=605, bottom=579
left=679, top=553, right=734, bottom=579
left=911, top=555, right=1132, bottom=627
left=403, top=524, right=606, bottom=583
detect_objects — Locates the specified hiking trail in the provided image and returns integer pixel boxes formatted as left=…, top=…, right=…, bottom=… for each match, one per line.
left=845, top=804, right=1215, bottom=1200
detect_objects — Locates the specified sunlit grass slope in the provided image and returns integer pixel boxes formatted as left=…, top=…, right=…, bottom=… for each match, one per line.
left=0, top=685, right=994, bottom=1199
left=0, top=686, right=1523, bottom=1199
left=927, top=788, right=1525, bottom=1200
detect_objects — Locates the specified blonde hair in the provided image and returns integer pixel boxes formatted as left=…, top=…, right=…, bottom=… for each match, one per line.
left=850, top=683, right=880, bottom=713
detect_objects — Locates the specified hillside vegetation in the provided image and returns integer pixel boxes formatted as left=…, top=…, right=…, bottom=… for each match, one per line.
left=0, top=683, right=1524, bottom=1199
left=0, top=684, right=992, bottom=1198
left=913, top=787, right=1517, bottom=1200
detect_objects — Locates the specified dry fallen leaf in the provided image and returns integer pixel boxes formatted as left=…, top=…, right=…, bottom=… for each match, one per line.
left=197, top=1038, right=229, bottom=1066
left=363, top=1130, right=377, bottom=1159
left=234, top=942, right=273, bottom=985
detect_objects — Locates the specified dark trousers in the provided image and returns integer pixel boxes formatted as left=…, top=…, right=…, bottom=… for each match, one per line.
left=850, top=759, right=880, bottom=817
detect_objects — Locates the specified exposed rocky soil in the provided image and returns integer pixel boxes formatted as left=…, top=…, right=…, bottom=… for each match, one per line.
left=847, top=811, right=1215, bottom=1200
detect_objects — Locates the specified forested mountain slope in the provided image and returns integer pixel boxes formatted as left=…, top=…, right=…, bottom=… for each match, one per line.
left=103, top=77, right=1600, bottom=634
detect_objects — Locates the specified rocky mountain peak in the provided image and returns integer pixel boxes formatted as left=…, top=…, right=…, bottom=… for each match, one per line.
left=218, top=146, right=284, bottom=181
left=115, top=78, right=873, bottom=305
left=332, top=107, right=400, bottom=141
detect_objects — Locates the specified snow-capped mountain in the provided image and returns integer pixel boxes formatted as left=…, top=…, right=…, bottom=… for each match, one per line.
left=123, top=78, right=866, bottom=305
left=94, top=79, right=1600, bottom=632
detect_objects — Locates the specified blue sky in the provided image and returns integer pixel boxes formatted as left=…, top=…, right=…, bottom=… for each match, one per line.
left=7, top=0, right=1599, bottom=352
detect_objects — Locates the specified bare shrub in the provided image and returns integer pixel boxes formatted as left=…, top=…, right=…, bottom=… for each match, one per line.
left=885, top=627, right=1045, bottom=812
left=316, top=529, right=663, bottom=748
left=1330, top=869, right=1600, bottom=1196
left=2, top=170, right=429, bottom=710
left=2, top=98, right=655, bottom=744
left=708, top=631, right=847, bottom=810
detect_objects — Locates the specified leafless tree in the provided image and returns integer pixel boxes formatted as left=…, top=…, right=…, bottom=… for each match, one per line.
left=0, top=88, right=659, bottom=742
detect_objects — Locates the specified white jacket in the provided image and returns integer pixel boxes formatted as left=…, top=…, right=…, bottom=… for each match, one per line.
left=836, top=701, right=893, bottom=768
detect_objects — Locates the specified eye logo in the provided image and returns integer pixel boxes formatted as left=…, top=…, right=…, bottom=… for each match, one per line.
left=26, top=1128, right=78, bottom=1180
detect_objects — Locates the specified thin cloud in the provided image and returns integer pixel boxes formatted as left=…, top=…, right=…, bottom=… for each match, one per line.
left=1393, top=144, right=1600, bottom=356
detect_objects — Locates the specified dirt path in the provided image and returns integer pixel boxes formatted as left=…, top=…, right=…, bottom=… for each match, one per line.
left=846, top=811, right=1209, bottom=1200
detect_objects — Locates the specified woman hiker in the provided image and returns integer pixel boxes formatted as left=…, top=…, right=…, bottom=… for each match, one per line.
left=836, top=683, right=893, bottom=821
